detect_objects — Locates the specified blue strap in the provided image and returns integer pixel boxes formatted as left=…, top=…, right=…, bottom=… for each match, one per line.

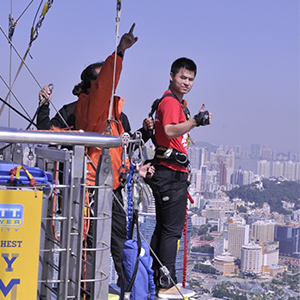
left=126, top=164, right=134, bottom=239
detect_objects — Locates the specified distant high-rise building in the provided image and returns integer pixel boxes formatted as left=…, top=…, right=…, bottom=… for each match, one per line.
left=243, top=170, right=255, bottom=185
left=241, top=241, right=262, bottom=274
left=261, top=146, right=273, bottom=160
left=219, top=162, right=227, bottom=186
left=295, top=162, right=300, bottom=180
left=251, top=220, right=275, bottom=243
left=188, top=147, right=206, bottom=170
left=241, top=151, right=250, bottom=159
left=228, top=223, right=250, bottom=258
left=272, top=149, right=277, bottom=161
left=189, top=193, right=205, bottom=210
left=234, top=145, right=242, bottom=159
left=231, top=169, right=241, bottom=185
left=271, top=161, right=284, bottom=178
left=224, top=145, right=229, bottom=154
left=251, top=144, right=261, bottom=159
left=257, top=160, right=270, bottom=178
left=188, top=147, right=200, bottom=169
left=225, top=150, right=235, bottom=169
left=284, top=160, right=296, bottom=180
left=196, top=170, right=202, bottom=190
left=231, top=169, right=255, bottom=186
left=201, top=165, right=208, bottom=182
left=274, top=223, right=300, bottom=257
left=226, top=167, right=234, bottom=187
left=260, top=241, right=279, bottom=275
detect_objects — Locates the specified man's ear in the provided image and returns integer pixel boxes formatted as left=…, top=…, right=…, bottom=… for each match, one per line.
left=170, top=72, right=174, bottom=82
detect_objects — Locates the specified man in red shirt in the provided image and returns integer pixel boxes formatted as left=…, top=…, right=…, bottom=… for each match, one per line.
left=149, top=57, right=212, bottom=297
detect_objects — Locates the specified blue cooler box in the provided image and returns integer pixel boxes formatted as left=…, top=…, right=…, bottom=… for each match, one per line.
left=0, top=161, right=54, bottom=186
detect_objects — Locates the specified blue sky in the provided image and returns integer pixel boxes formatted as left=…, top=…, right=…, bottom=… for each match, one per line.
left=0, top=0, right=299, bottom=154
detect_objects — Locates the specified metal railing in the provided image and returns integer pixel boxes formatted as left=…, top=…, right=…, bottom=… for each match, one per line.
left=0, top=127, right=120, bottom=300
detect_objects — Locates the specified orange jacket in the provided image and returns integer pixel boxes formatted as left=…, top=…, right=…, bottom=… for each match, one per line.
left=73, top=53, right=128, bottom=190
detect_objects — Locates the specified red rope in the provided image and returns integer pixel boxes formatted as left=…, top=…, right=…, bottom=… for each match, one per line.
left=10, top=166, right=37, bottom=186
left=182, top=202, right=188, bottom=288
left=182, top=192, right=194, bottom=288
left=82, top=189, right=90, bottom=300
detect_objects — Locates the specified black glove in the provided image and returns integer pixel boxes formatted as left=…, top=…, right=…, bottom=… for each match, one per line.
left=194, top=111, right=210, bottom=126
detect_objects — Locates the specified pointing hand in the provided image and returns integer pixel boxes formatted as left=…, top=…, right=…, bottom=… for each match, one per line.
left=117, top=23, right=138, bottom=53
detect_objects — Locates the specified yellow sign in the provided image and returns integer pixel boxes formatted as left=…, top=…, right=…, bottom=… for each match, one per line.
left=0, top=190, right=42, bottom=300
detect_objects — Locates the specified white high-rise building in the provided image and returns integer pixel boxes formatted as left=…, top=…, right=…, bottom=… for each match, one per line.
left=241, top=241, right=262, bottom=274
left=295, top=162, right=300, bottom=180
left=188, top=147, right=205, bottom=170
left=257, top=160, right=270, bottom=178
left=228, top=222, right=250, bottom=258
left=260, top=241, right=279, bottom=275
left=251, top=220, right=275, bottom=243
left=284, top=160, right=296, bottom=180
left=234, top=145, right=242, bottom=159
left=271, top=161, right=284, bottom=178
left=195, top=170, right=202, bottom=190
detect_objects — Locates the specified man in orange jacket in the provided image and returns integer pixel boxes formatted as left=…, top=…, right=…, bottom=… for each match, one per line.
left=73, top=24, right=153, bottom=288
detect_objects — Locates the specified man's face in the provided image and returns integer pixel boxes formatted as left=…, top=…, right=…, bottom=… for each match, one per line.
left=170, top=67, right=195, bottom=95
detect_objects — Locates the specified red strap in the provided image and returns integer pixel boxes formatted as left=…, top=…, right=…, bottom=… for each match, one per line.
left=187, top=191, right=194, bottom=204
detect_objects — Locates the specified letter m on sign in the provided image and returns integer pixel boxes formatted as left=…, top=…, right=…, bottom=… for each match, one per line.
left=0, top=279, right=20, bottom=297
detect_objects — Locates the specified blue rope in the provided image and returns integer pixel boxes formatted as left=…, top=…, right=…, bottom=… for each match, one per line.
left=139, top=255, right=156, bottom=300
left=126, top=164, right=134, bottom=239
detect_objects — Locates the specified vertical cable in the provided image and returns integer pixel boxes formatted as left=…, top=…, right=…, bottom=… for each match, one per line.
left=104, top=0, right=122, bottom=135
left=8, top=0, right=13, bottom=127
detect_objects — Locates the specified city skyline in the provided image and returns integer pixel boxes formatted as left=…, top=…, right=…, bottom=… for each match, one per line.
left=191, top=140, right=300, bottom=158
left=0, top=1, right=299, bottom=155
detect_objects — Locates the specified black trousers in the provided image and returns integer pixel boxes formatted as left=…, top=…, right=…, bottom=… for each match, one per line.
left=85, top=186, right=126, bottom=294
left=110, top=187, right=127, bottom=277
left=150, top=165, right=188, bottom=287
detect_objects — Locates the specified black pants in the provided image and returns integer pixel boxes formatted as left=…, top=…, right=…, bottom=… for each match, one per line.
left=110, top=187, right=127, bottom=277
left=150, top=165, right=188, bottom=288
left=85, top=186, right=126, bottom=295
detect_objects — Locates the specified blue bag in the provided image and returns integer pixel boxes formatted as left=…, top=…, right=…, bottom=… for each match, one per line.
left=120, top=211, right=155, bottom=300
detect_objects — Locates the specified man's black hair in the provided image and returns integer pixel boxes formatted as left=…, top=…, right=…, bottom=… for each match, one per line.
left=170, top=57, right=197, bottom=76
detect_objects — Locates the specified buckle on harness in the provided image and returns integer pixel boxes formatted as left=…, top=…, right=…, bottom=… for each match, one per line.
left=156, top=146, right=190, bottom=169
left=164, top=148, right=173, bottom=159
left=175, top=151, right=188, bottom=164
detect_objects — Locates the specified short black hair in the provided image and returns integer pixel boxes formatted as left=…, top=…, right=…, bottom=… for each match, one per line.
left=170, top=57, right=197, bottom=77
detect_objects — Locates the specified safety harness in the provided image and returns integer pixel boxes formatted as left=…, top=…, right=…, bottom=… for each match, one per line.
left=147, top=92, right=192, bottom=172
left=146, top=93, right=198, bottom=293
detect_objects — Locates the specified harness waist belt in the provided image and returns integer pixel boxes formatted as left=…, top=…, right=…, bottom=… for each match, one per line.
left=155, top=146, right=190, bottom=169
